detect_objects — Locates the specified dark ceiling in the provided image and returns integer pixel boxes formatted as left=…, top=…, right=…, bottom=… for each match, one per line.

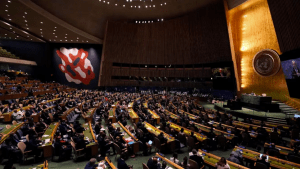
left=0, top=0, right=217, bottom=44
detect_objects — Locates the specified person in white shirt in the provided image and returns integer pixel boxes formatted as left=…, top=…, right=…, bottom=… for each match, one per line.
left=12, top=109, right=23, bottom=121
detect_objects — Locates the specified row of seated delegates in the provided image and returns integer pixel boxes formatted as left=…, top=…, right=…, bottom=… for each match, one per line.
left=0, top=118, right=48, bottom=164
left=168, top=149, right=205, bottom=168
left=53, top=119, right=90, bottom=161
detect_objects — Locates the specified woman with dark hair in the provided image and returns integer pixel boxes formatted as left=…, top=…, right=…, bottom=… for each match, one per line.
left=180, top=156, right=190, bottom=169
left=215, top=157, right=230, bottom=169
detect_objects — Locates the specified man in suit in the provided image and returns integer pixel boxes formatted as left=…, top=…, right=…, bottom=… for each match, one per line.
left=84, top=158, right=98, bottom=169
left=292, top=60, right=300, bottom=79
left=158, top=132, right=167, bottom=145
left=257, top=155, right=270, bottom=169
left=189, top=149, right=204, bottom=168
left=147, top=157, right=159, bottom=169
left=117, top=153, right=133, bottom=169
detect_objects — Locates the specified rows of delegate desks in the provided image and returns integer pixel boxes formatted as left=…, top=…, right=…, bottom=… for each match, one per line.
left=83, top=122, right=98, bottom=156
left=128, top=108, right=139, bottom=124
left=0, top=122, right=24, bottom=144
left=143, top=100, right=160, bottom=124
left=232, top=146, right=300, bottom=169
left=198, top=149, right=249, bottom=169
left=39, top=122, right=60, bottom=158
left=263, top=143, right=294, bottom=156
left=164, top=110, right=180, bottom=123
left=156, top=153, right=184, bottom=169
left=111, top=121, right=139, bottom=154
left=192, top=122, right=235, bottom=140
left=144, top=122, right=175, bottom=151
left=167, top=122, right=207, bottom=142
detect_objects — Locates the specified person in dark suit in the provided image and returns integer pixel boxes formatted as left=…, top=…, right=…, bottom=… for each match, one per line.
left=158, top=132, right=167, bottom=145
left=147, top=157, right=159, bottom=169
left=84, top=158, right=98, bottom=169
left=189, top=149, right=204, bottom=168
left=257, top=155, right=270, bottom=168
left=292, top=60, right=300, bottom=79
left=117, top=153, right=133, bottom=169
left=75, top=134, right=87, bottom=151
left=288, top=148, right=300, bottom=158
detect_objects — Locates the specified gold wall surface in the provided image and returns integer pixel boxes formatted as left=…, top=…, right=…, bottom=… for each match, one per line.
left=225, top=0, right=290, bottom=101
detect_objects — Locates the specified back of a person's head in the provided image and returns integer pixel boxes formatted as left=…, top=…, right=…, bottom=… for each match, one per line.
left=89, top=158, right=96, bottom=165
left=183, top=156, right=188, bottom=165
left=173, top=153, right=178, bottom=159
left=162, top=161, right=167, bottom=168
left=153, top=157, right=158, bottom=164
left=261, top=155, right=267, bottom=161
left=192, top=149, right=197, bottom=155
left=294, top=148, right=299, bottom=154
left=218, top=157, right=226, bottom=166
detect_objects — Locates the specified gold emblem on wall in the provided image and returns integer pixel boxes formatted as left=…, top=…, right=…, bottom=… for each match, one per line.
left=253, top=49, right=281, bottom=77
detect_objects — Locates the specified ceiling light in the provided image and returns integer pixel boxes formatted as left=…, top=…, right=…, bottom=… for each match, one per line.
left=115, top=4, right=117, bottom=6
left=55, top=36, right=57, bottom=38
left=158, top=19, right=160, bottom=21
left=161, top=18, right=164, bottom=21
left=40, top=22, right=43, bottom=24
left=7, top=14, right=10, bottom=16
left=153, top=5, right=155, bottom=7
left=17, top=36, right=19, bottom=37
left=41, top=35, right=43, bottom=37
left=54, top=27, right=57, bottom=28
left=77, top=37, right=79, bottom=39
left=9, top=27, right=12, bottom=29
left=86, top=41, right=88, bottom=42
left=138, top=6, right=140, bottom=8
left=5, top=34, right=7, bottom=36
left=25, top=24, right=28, bottom=26
left=49, top=39, right=51, bottom=41
left=9, top=19, right=11, bottom=20
left=24, top=12, right=27, bottom=14
left=23, top=16, right=25, bottom=18
left=164, top=2, right=166, bottom=5
left=77, top=40, right=78, bottom=41
left=40, top=29, right=42, bottom=30
left=27, top=28, right=29, bottom=29
left=65, top=34, right=67, bottom=35
left=41, top=32, right=43, bottom=34
left=5, top=10, right=8, bottom=12
left=65, top=40, right=67, bottom=41
left=54, top=30, right=56, bottom=31
left=146, top=6, right=148, bottom=8
left=53, top=33, right=55, bottom=34
left=107, top=2, right=109, bottom=4
left=27, top=35, right=29, bottom=37
left=8, top=0, right=11, bottom=3
left=31, top=39, right=32, bottom=40
left=24, top=20, right=27, bottom=22
left=123, top=5, right=125, bottom=7
left=13, top=31, right=15, bottom=33
left=60, top=40, right=62, bottom=41
left=160, top=4, right=163, bottom=6
left=65, top=37, right=67, bottom=38
left=6, top=5, right=8, bottom=7
left=71, top=40, right=73, bottom=42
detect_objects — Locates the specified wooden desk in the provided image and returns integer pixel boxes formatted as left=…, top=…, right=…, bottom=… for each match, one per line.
left=198, top=149, right=249, bottom=169
left=112, top=122, right=139, bottom=154
left=105, top=157, right=117, bottom=169
left=83, top=122, right=98, bottom=156
left=192, top=122, right=235, bottom=140
left=156, top=153, right=184, bottom=169
left=147, top=109, right=160, bottom=124
left=83, top=108, right=96, bottom=122
left=144, top=122, right=175, bottom=150
left=233, top=146, right=300, bottom=169
left=39, top=122, right=60, bottom=158
left=178, top=109, right=199, bottom=122
left=3, top=105, right=32, bottom=122
left=109, top=108, right=116, bottom=123
left=264, top=143, right=293, bottom=156
left=60, top=107, right=76, bottom=120
left=164, top=110, right=180, bottom=123
left=0, top=122, right=24, bottom=144
left=29, top=160, right=48, bottom=169
left=232, top=121, right=281, bottom=135
left=168, top=122, right=207, bottom=142
left=128, top=109, right=139, bottom=124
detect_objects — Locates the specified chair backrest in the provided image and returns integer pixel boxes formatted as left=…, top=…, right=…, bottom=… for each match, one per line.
left=138, top=129, right=144, bottom=137
left=154, top=137, right=161, bottom=149
left=189, top=159, right=199, bottom=169
left=133, top=123, right=138, bottom=131
left=113, top=143, right=121, bottom=154
left=165, top=127, right=170, bottom=134
left=218, top=135, right=226, bottom=146
left=142, top=163, right=150, bottom=169
left=178, top=133, right=186, bottom=144
left=17, top=130, right=23, bottom=137
left=188, top=136, right=195, bottom=148
left=255, top=162, right=269, bottom=169
left=291, top=129, right=300, bottom=139
left=17, top=142, right=26, bottom=154
left=288, top=155, right=300, bottom=164
left=182, top=123, right=187, bottom=128
left=268, top=149, right=280, bottom=157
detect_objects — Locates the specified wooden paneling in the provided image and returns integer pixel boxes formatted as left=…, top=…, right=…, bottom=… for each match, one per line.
left=225, top=0, right=289, bottom=101
left=99, top=0, right=231, bottom=87
left=267, top=0, right=300, bottom=53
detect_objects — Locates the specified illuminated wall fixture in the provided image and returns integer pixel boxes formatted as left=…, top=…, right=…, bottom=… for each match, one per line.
left=97, top=0, right=166, bottom=9
left=135, top=20, right=160, bottom=23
